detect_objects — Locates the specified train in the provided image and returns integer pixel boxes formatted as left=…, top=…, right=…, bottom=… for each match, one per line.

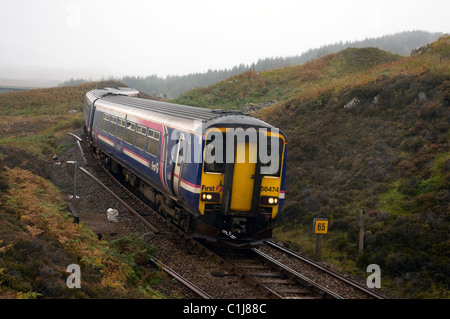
left=83, top=87, right=287, bottom=247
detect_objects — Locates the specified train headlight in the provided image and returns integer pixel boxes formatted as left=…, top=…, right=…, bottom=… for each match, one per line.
left=260, top=196, right=279, bottom=206
left=201, top=192, right=220, bottom=202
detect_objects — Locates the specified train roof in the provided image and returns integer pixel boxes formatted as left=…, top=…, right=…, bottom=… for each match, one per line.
left=86, top=87, right=139, bottom=99
left=87, top=88, right=278, bottom=134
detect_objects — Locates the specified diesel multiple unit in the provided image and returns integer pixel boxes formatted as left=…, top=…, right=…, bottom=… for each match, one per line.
left=84, top=87, right=287, bottom=247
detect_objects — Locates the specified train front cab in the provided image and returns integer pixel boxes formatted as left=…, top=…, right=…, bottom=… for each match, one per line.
left=196, top=127, right=286, bottom=247
left=83, top=94, right=95, bottom=139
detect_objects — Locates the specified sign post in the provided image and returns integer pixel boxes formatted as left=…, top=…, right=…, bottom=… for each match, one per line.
left=67, top=161, right=78, bottom=198
left=313, top=218, right=328, bottom=261
left=358, top=209, right=365, bottom=254
left=66, top=160, right=80, bottom=213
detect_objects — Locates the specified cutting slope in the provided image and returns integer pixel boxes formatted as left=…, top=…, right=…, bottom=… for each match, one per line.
left=174, top=36, right=450, bottom=298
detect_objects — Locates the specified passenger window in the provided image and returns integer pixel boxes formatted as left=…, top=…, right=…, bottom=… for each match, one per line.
left=117, top=119, right=125, bottom=140
left=96, top=112, right=101, bottom=129
left=146, top=129, right=160, bottom=157
left=109, top=116, right=117, bottom=136
left=102, top=114, right=109, bottom=132
left=135, top=125, right=147, bottom=150
left=125, top=122, right=135, bottom=145
left=84, top=101, right=89, bottom=124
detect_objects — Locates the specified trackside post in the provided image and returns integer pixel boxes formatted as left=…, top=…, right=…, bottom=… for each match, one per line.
left=313, top=218, right=328, bottom=261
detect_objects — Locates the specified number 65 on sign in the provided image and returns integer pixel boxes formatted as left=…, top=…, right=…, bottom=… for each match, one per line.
left=313, top=218, right=328, bottom=234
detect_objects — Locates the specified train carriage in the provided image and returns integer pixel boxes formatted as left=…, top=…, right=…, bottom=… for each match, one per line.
left=84, top=87, right=287, bottom=247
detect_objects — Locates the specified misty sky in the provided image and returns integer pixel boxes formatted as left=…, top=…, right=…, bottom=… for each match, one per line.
left=1, top=0, right=449, bottom=78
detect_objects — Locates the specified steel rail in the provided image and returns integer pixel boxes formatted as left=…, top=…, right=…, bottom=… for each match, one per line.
left=265, top=241, right=386, bottom=299
left=79, top=166, right=280, bottom=299
left=78, top=165, right=215, bottom=299
left=76, top=135, right=346, bottom=299
left=251, top=248, right=343, bottom=299
left=149, top=257, right=212, bottom=299
left=78, top=166, right=159, bottom=234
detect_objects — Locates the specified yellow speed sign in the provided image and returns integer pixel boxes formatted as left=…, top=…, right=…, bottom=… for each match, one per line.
left=313, top=218, right=328, bottom=234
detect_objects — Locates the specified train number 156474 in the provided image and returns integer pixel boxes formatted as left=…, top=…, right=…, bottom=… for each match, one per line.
left=260, top=186, right=279, bottom=192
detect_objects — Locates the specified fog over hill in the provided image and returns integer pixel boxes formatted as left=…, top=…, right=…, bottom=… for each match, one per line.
left=0, top=64, right=122, bottom=88
left=2, top=31, right=443, bottom=92
left=106, top=31, right=445, bottom=98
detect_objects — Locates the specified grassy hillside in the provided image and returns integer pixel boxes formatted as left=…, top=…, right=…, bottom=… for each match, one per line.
left=174, top=36, right=450, bottom=298
left=174, top=47, right=403, bottom=110
left=0, top=81, right=151, bottom=175
left=0, top=81, right=166, bottom=298
left=0, top=37, right=448, bottom=298
left=0, top=167, right=162, bottom=298
left=78, top=30, right=440, bottom=98
left=0, top=82, right=97, bottom=178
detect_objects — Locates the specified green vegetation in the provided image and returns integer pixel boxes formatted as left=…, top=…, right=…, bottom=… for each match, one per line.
left=0, top=83, right=97, bottom=161
left=0, top=35, right=448, bottom=298
left=0, top=81, right=167, bottom=299
left=0, top=167, right=163, bottom=298
left=61, top=31, right=443, bottom=98
left=173, top=35, right=450, bottom=298
left=173, top=47, right=404, bottom=111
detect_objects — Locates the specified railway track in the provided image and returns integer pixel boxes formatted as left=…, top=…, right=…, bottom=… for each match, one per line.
left=80, top=158, right=341, bottom=299
left=214, top=241, right=387, bottom=299
left=149, top=257, right=212, bottom=299
left=66, top=132, right=387, bottom=300
left=75, top=151, right=212, bottom=299
left=78, top=162, right=279, bottom=299
left=217, top=247, right=342, bottom=299
left=70, top=134, right=268, bottom=299
left=261, top=241, right=387, bottom=299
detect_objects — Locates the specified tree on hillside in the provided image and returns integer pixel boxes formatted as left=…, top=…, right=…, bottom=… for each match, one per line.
left=60, top=31, right=443, bottom=98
